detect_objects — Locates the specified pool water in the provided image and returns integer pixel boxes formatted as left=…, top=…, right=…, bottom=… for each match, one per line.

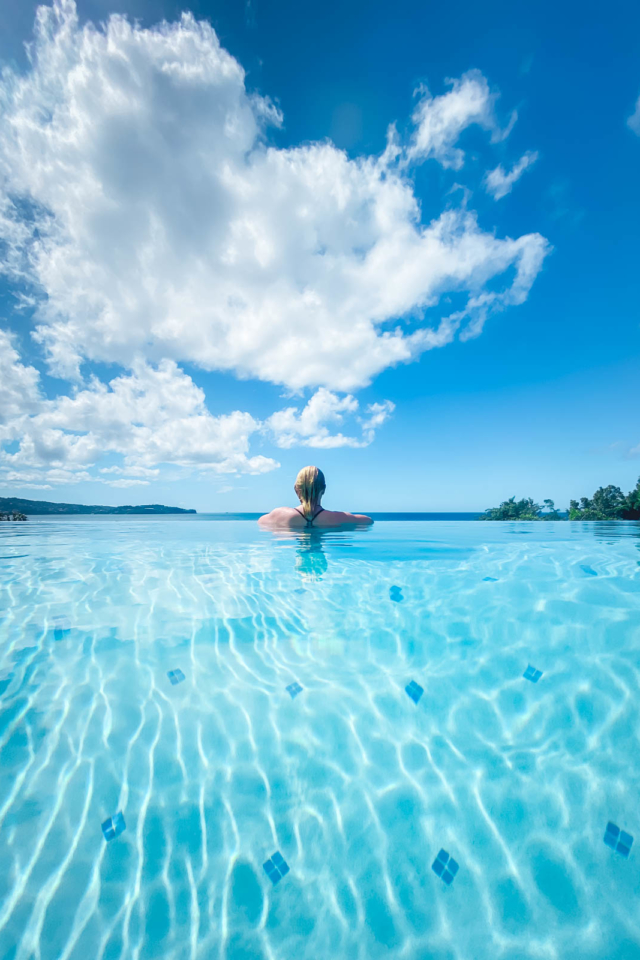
left=1, top=518, right=640, bottom=960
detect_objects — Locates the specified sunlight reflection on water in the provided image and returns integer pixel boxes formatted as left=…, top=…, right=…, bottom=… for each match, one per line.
left=1, top=519, right=640, bottom=959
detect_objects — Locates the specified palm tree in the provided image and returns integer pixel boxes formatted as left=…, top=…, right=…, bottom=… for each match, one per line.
left=542, top=499, right=562, bottom=520
left=622, top=478, right=640, bottom=520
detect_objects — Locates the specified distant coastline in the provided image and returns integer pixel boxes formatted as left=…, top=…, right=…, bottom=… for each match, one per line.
left=4, top=499, right=639, bottom=521
left=0, top=497, right=196, bottom=515
left=19, top=511, right=481, bottom=520
left=0, top=503, right=482, bottom=519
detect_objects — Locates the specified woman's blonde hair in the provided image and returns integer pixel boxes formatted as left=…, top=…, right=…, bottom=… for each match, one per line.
left=294, top=465, right=326, bottom=520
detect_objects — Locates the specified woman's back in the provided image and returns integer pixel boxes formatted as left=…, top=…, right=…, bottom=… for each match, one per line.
left=257, top=465, right=373, bottom=529
left=258, top=505, right=372, bottom=529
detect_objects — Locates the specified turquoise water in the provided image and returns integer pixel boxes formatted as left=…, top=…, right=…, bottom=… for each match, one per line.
left=1, top=518, right=640, bottom=960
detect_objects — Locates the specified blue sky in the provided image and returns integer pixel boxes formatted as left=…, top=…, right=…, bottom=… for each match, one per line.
left=0, top=0, right=638, bottom=512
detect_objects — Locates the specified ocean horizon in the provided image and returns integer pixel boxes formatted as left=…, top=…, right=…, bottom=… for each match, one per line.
left=22, top=511, right=484, bottom=520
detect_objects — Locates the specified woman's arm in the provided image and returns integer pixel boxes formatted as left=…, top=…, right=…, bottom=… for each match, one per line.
left=333, top=511, right=373, bottom=525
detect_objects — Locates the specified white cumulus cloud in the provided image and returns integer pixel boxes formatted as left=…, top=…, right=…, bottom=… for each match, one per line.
left=359, top=400, right=396, bottom=443
left=104, top=478, right=151, bottom=488
left=0, top=330, right=42, bottom=420
left=484, top=151, right=539, bottom=200
left=0, top=348, right=280, bottom=485
left=403, top=71, right=515, bottom=169
left=0, top=0, right=549, bottom=396
left=265, top=388, right=394, bottom=448
left=0, top=334, right=394, bottom=486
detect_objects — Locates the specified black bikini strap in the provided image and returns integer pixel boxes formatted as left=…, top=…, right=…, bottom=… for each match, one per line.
left=296, top=506, right=324, bottom=526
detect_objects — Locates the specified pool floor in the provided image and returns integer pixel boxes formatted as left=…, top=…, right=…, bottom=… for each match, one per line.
left=1, top=519, right=640, bottom=960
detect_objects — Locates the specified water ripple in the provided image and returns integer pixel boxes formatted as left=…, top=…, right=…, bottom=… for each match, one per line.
left=1, top=520, right=640, bottom=958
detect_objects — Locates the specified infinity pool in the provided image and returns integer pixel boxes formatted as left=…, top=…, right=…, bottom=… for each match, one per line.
left=1, top=518, right=640, bottom=960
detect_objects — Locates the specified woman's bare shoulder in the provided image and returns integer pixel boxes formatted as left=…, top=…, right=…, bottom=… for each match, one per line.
left=316, top=510, right=373, bottom=526
left=258, top=507, right=304, bottom=527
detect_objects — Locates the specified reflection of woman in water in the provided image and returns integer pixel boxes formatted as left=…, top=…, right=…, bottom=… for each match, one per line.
left=295, top=533, right=329, bottom=580
left=258, top=466, right=373, bottom=529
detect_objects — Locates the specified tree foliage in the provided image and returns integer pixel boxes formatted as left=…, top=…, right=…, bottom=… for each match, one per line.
left=481, top=478, right=640, bottom=521
left=569, top=478, right=640, bottom=520
left=479, top=497, right=546, bottom=521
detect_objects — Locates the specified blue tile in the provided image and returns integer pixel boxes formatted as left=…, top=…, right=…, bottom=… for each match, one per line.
left=523, top=665, right=543, bottom=683
left=263, top=861, right=281, bottom=885
left=615, top=830, right=634, bottom=858
left=405, top=681, right=424, bottom=704
left=432, top=848, right=459, bottom=885
left=286, top=682, right=303, bottom=699
left=603, top=822, right=633, bottom=857
left=264, top=851, right=289, bottom=885
left=482, top=577, right=498, bottom=582
left=102, top=811, right=126, bottom=841
left=273, top=852, right=289, bottom=874
left=167, top=669, right=185, bottom=685
left=580, top=565, right=597, bottom=576
left=53, top=616, right=71, bottom=641
left=390, top=586, right=404, bottom=602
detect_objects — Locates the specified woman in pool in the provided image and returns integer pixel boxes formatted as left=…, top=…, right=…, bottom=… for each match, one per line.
left=258, top=466, right=373, bottom=528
